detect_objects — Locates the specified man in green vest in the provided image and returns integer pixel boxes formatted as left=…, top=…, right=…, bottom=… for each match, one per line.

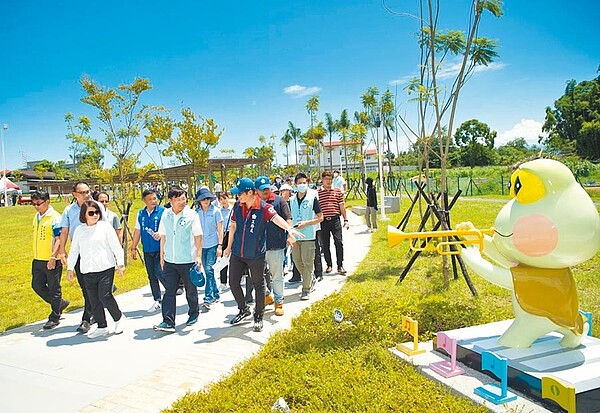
left=31, top=190, right=69, bottom=329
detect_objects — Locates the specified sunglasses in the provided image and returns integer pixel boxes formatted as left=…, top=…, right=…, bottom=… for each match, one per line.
left=32, top=201, right=47, bottom=207
left=76, top=190, right=91, bottom=195
left=87, top=210, right=101, bottom=217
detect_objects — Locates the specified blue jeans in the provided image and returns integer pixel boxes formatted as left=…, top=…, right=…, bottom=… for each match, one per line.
left=202, top=245, right=219, bottom=303
left=144, top=252, right=164, bottom=302
left=265, top=249, right=285, bottom=304
left=161, top=261, right=199, bottom=326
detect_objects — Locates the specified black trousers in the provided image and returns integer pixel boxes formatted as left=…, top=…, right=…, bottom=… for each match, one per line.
left=219, top=231, right=230, bottom=284
left=162, top=261, right=199, bottom=326
left=83, top=267, right=122, bottom=329
left=229, top=254, right=265, bottom=316
left=74, top=257, right=93, bottom=322
left=320, top=217, right=344, bottom=268
left=31, top=259, right=64, bottom=322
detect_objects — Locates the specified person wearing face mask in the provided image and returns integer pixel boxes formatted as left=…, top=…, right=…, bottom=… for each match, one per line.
left=273, top=175, right=283, bottom=190
left=290, top=173, right=323, bottom=300
left=332, top=170, right=347, bottom=194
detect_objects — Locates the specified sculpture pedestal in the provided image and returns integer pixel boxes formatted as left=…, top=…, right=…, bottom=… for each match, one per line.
left=442, top=320, right=600, bottom=412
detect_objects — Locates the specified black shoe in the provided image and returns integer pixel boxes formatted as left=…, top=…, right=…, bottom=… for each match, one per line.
left=176, top=287, right=184, bottom=296
left=288, top=277, right=301, bottom=283
left=316, top=275, right=324, bottom=282
left=43, top=320, right=59, bottom=330
left=230, top=307, right=251, bottom=325
left=59, top=299, right=70, bottom=314
left=76, top=320, right=90, bottom=334
left=253, top=314, right=263, bottom=332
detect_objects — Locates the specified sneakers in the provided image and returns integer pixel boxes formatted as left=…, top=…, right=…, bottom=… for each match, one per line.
left=76, top=320, right=90, bottom=334
left=230, top=307, right=252, bottom=325
left=186, top=315, right=198, bottom=326
left=337, top=266, right=347, bottom=275
left=88, top=327, right=109, bottom=339
left=253, top=314, right=263, bottom=332
left=274, top=302, right=284, bottom=316
left=114, top=315, right=126, bottom=334
left=43, top=320, right=59, bottom=330
left=147, top=300, right=161, bottom=313
left=310, top=276, right=317, bottom=292
left=264, top=293, right=274, bottom=306
left=301, top=291, right=310, bottom=301
left=176, top=286, right=184, bottom=296
left=200, top=302, right=211, bottom=313
left=59, top=299, right=70, bottom=314
left=153, top=321, right=176, bottom=333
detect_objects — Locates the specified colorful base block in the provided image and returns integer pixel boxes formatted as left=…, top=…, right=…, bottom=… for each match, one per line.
left=396, top=342, right=426, bottom=356
left=474, top=383, right=517, bottom=404
left=429, top=360, right=465, bottom=378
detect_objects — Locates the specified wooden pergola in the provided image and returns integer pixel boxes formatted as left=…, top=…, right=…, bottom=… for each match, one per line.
left=132, top=157, right=268, bottom=192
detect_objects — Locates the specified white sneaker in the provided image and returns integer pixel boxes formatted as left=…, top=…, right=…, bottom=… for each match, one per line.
left=114, top=315, right=126, bottom=334
left=88, top=327, right=109, bottom=339
left=147, top=300, right=161, bottom=313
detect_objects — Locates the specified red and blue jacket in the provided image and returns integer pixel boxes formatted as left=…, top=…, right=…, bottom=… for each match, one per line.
left=231, top=195, right=277, bottom=259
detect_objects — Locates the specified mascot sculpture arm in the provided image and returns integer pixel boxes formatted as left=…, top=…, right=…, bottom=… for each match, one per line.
left=459, top=159, right=600, bottom=348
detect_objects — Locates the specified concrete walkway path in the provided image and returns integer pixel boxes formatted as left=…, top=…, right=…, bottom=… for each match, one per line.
left=0, top=211, right=371, bottom=413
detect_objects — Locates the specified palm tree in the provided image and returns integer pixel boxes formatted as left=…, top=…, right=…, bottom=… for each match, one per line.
left=324, top=113, right=338, bottom=171
left=338, top=109, right=350, bottom=180
left=280, top=129, right=293, bottom=167
left=305, top=95, right=320, bottom=172
left=287, top=121, right=302, bottom=174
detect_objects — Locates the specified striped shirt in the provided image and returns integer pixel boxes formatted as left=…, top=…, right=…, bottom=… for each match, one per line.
left=317, top=187, right=344, bottom=218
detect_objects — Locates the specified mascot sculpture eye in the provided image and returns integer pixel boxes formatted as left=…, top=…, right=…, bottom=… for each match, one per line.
left=509, top=170, right=545, bottom=204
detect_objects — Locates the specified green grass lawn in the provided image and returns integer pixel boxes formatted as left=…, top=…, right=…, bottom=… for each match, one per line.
left=165, top=200, right=600, bottom=412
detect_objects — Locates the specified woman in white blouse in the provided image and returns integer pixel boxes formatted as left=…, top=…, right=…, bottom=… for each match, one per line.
left=67, top=200, right=125, bottom=339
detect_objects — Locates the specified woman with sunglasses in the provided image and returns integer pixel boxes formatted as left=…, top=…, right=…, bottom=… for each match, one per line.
left=66, top=200, right=126, bottom=339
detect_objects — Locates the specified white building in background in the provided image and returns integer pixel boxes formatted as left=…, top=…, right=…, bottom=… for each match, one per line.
left=297, top=140, right=384, bottom=174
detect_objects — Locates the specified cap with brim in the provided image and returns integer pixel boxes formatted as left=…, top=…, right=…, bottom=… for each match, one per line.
left=231, top=177, right=255, bottom=195
left=254, top=176, right=271, bottom=191
left=195, top=187, right=215, bottom=202
left=279, top=183, right=293, bottom=191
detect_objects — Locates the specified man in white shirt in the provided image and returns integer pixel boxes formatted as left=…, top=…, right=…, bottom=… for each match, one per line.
left=332, top=170, right=347, bottom=194
left=153, top=186, right=203, bottom=333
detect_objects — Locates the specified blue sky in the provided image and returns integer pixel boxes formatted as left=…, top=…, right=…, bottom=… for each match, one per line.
left=0, top=0, right=598, bottom=170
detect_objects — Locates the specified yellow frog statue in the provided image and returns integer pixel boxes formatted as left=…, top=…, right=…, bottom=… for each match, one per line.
left=458, top=158, right=600, bottom=348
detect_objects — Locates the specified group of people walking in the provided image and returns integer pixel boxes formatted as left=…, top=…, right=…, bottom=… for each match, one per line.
left=29, top=170, right=352, bottom=337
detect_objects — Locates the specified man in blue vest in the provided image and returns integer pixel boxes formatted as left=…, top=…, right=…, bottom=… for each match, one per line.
left=223, top=178, right=304, bottom=332
left=131, top=189, right=166, bottom=313
left=153, top=187, right=203, bottom=333
left=290, top=173, right=323, bottom=300
left=255, top=176, right=293, bottom=316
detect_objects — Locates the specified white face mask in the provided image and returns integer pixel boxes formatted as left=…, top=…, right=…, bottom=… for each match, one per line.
left=296, top=183, right=308, bottom=193
left=334, top=173, right=339, bottom=178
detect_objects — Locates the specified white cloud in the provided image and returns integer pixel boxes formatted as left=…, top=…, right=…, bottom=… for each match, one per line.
left=283, top=84, right=322, bottom=98
left=496, top=119, right=545, bottom=147
left=389, top=60, right=506, bottom=85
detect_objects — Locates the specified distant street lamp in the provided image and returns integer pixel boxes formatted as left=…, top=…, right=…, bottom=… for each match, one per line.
left=1, top=124, right=8, bottom=207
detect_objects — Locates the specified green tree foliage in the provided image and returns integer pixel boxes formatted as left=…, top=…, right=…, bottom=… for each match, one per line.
left=287, top=121, right=302, bottom=174
left=496, top=138, right=539, bottom=165
left=454, top=119, right=497, bottom=166
left=542, top=76, right=600, bottom=160
left=80, top=75, right=163, bottom=264
left=280, top=129, right=293, bottom=167
left=148, top=107, right=223, bottom=192
left=65, top=112, right=105, bottom=179
left=305, top=95, right=320, bottom=171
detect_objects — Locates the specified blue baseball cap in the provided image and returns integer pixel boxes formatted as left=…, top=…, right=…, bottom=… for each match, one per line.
left=230, top=177, right=255, bottom=195
left=254, top=176, right=271, bottom=191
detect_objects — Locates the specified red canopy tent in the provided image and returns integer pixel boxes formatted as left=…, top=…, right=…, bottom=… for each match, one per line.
left=0, top=176, right=20, bottom=192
